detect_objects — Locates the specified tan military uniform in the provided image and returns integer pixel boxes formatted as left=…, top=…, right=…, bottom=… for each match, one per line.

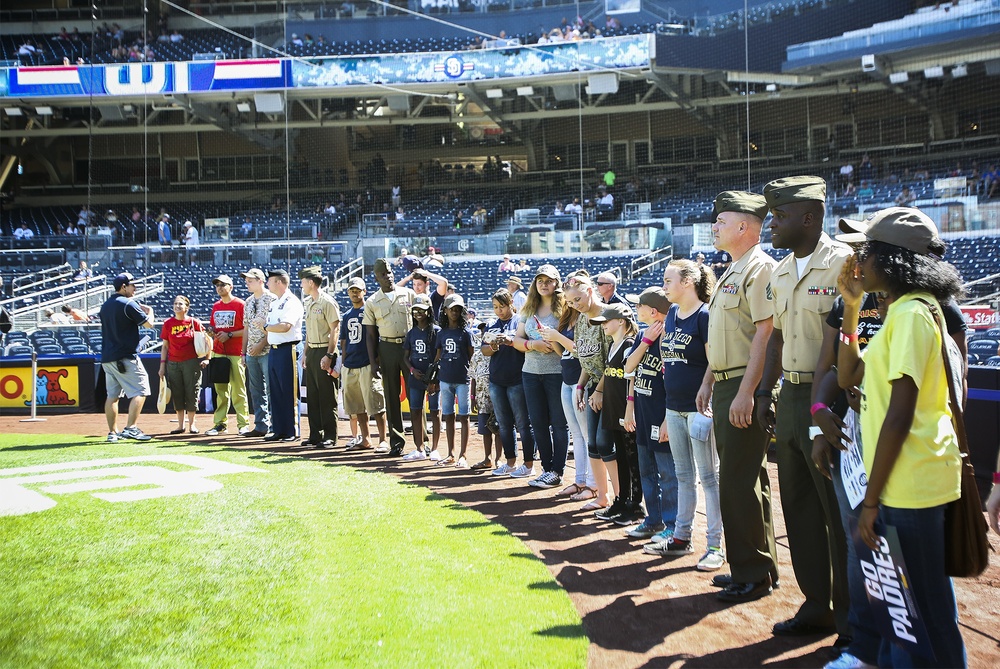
left=769, top=231, right=852, bottom=632
left=363, top=286, right=416, bottom=452
left=362, top=287, right=415, bottom=340
left=304, top=291, right=342, bottom=349
left=708, top=244, right=780, bottom=586
left=302, top=290, right=342, bottom=444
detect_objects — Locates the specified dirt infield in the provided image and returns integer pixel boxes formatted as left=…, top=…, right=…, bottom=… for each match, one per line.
left=3, top=412, right=998, bottom=668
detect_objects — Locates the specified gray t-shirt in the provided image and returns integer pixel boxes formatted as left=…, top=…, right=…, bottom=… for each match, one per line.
left=522, top=312, right=562, bottom=375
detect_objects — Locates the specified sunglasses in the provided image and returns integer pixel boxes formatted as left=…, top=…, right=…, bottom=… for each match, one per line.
left=595, top=281, right=613, bottom=286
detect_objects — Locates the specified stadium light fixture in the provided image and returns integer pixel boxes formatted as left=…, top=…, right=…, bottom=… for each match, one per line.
left=35, top=106, right=54, bottom=115
left=924, top=66, right=945, bottom=79
left=516, top=86, right=534, bottom=96
left=888, top=71, right=909, bottom=84
left=4, top=107, right=23, bottom=116
left=485, top=88, right=503, bottom=98
left=236, top=102, right=252, bottom=113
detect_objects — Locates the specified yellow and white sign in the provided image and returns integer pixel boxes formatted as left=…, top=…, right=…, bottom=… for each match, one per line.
left=0, top=365, right=80, bottom=408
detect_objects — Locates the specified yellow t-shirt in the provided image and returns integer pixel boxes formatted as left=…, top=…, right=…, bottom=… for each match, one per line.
left=859, top=292, right=961, bottom=509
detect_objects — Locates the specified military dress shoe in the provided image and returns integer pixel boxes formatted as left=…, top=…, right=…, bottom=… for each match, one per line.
left=772, top=617, right=836, bottom=637
left=262, top=433, right=282, bottom=442
left=387, top=446, right=404, bottom=457
left=242, top=429, right=267, bottom=438
left=712, top=573, right=780, bottom=590
left=716, top=578, right=773, bottom=603
left=279, top=435, right=298, bottom=442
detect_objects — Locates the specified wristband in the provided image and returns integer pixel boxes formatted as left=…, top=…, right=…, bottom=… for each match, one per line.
left=641, top=337, right=654, bottom=346
left=810, top=402, right=828, bottom=417
left=993, top=472, right=1000, bottom=484
left=576, top=384, right=585, bottom=390
left=593, top=389, right=603, bottom=394
left=626, top=395, right=634, bottom=402
left=754, top=389, right=772, bottom=398
left=840, top=330, right=859, bottom=346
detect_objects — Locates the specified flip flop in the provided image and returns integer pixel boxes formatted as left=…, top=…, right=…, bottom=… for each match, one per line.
left=455, top=457, right=470, bottom=469
left=572, top=487, right=598, bottom=502
left=189, top=426, right=200, bottom=434
left=558, top=483, right=583, bottom=496
left=436, top=455, right=456, bottom=466
left=580, top=498, right=607, bottom=511
left=169, top=428, right=185, bottom=435
left=471, top=459, right=492, bottom=470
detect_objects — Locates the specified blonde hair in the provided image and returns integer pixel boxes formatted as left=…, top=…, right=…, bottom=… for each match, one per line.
left=668, top=259, right=715, bottom=303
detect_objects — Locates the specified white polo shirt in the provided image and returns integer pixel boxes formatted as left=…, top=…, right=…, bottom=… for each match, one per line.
left=266, top=290, right=304, bottom=345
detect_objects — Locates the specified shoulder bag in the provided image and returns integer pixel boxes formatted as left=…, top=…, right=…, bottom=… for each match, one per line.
left=915, top=297, right=991, bottom=577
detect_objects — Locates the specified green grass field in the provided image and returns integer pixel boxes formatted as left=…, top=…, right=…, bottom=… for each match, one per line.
left=0, top=435, right=586, bottom=668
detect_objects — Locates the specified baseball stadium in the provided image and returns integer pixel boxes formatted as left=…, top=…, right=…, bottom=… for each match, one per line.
left=1, top=1, right=998, bottom=667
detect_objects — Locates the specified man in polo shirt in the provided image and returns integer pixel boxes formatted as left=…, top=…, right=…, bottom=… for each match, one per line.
left=298, top=266, right=342, bottom=449
left=100, top=272, right=154, bottom=442
left=206, top=274, right=251, bottom=436
left=239, top=268, right=275, bottom=438
left=340, top=277, right=388, bottom=450
left=595, top=272, right=626, bottom=305
left=364, top=258, right=416, bottom=456
left=755, top=176, right=852, bottom=643
left=263, top=269, right=304, bottom=443
left=696, top=191, right=779, bottom=602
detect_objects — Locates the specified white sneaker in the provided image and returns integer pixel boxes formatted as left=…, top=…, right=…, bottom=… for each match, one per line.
left=238, top=426, right=253, bottom=436
left=508, top=464, right=536, bottom=479
left=824, top=653, right=877, bottom=669
left=107, top=432, right=119, bottom=442
left=491, top=463, right=514, bottom=476
left=402, top=449, right=427, bottom=462
left=455, top=456, right=470, bottom=469
left=119, top=426, right=151, bottom=441
left=346, top=436, right=361, bottom=448
left=428, top=450, right=443, bottom=461
left=696, top=547, right=726, bottom=571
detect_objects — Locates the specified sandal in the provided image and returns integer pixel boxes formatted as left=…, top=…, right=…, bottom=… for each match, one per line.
left=580, top=497, right=607, bottom=511
left=471, top=459, right=492, bottom=470
left=571, top=486, right=598, bottom=502
left=169, top=428, right=185, bottom=435
left=455, top=456, right=470, bottom=469
left=436, top=455, right=456, bottom=466
left=558, top=483, right=583, bottom=496
left=189, top=426, right=200, bottom=434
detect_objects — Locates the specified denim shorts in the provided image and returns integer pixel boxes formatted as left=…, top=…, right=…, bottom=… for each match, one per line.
left=439, top=381, right=470, bottom=416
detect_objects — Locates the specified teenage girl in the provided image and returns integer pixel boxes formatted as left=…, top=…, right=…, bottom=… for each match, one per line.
left=591, top=304, right=643, bottom=526
left=433, top=294, right=476, bottom=467
left=403, top=295, right=441, bottom=461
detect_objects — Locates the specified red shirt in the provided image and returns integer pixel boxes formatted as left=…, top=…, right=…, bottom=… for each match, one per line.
left=161, top=316, right=203, bottom=362
left=211, top=297, right=245, bottom=356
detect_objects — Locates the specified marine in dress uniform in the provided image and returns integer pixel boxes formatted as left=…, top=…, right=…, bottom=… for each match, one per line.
left=755, top=177, right=852, bottom=641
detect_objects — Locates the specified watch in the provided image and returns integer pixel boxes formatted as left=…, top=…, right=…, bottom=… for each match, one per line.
left=324, top=352, right=336, bottom=360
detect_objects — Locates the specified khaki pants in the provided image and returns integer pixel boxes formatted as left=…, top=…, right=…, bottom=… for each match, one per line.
left=213, top=354, right=250, bottom=430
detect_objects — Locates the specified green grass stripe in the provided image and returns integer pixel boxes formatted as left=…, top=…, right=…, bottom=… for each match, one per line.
left=0, top=436, right=586, bottom=668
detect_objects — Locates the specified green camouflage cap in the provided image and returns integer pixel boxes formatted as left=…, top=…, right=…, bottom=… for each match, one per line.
left=763, top=176, right=827, bottom=208
left=713, top=190, right=769, bottom=220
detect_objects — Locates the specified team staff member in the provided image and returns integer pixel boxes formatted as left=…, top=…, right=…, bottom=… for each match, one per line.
left=755, top=177, right=851, bottom=642
left=299, top=266, right=342, bottom=448
left=340, top=277, right=388, bottom=451
left=206, top=274, right=251, bottom=436
left=263, top=269, right=303, bottom=443
left=364, top=258, right=416, bottom=456
left=696, top=191, right=779, bottom=602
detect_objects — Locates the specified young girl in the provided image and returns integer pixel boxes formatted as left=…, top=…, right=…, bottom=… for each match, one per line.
left=469, top=322, right=500, bottom=470
left=645, top=259, right=724, bottom=573
left=433, top=293, right=476, bottom=468
left=590, top=303, right=643, bottom=526
left=403, top=294, right=442, bottom=461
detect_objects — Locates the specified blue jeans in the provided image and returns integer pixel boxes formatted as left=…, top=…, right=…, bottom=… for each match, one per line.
left=829, top=427, right=881, bottom=666
left=244, top=353, right=270, bottom=434
left=408, top=381, right=440, bottom=412
left=490, top=382, right=534, bottom=461
left=439, top=381, right=469, bottom=416
left=876, top=504, right=965, bottom=669
left=522, top=372, right=569, bottom=475
left=585, top=388, right=611, bottom=461
left=561, top=382, right=594, bottom=487
left=666, top=409, right=723, bottom=547
left=635, top=435, right=678, bottom=531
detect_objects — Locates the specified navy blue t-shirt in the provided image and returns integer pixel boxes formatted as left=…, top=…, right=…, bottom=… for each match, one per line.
left=339, top=306, right=370, bottom=369
left=405, top=324, right=439, bottom=388
left=485, top=315, right=524, bottom=387
left=100, top=294, right=148, bottom=362
left=661, top=303, right=710, bottom=412
left=437, top=326, right=474, bottom=384
left=629, top=330, right=668, bottom=450
left=559, top=324, right=582, bottom=386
